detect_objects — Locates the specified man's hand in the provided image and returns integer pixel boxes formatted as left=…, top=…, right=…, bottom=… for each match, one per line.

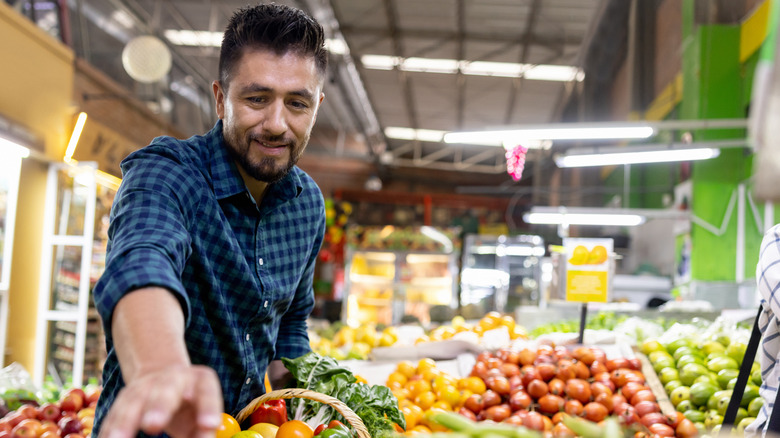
left=98, top=364, right=222, bottom=438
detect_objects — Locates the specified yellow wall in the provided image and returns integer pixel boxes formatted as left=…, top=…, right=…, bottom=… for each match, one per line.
left=0, top=1, right=75, bottom=370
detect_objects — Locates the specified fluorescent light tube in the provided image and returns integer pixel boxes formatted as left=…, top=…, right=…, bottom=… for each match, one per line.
left=0, top=137, right=30, bottom=158
left=444, top=125, right=655, bottom=146
left=384, top=126, right=447, bottom=142
left=556, top=147, right=720, bottom=168
left=524, top=212, right=645, bottom=226
left=64, top=112, right=88, bottom=163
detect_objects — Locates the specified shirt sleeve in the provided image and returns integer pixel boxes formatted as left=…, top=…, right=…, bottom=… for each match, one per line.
left=273, top=198, right=326, bottom=361
left=93, top=146, right=197, bottom=342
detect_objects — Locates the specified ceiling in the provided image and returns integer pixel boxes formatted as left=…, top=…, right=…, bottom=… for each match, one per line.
left=13, top=0, right=617, bottom=187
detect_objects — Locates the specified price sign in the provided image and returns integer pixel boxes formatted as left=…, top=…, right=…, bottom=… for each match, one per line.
left=563, top=238, right=613, bottom=303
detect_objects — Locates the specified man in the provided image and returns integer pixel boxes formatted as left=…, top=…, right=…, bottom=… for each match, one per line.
left=92, top=4, right=328, bottom=437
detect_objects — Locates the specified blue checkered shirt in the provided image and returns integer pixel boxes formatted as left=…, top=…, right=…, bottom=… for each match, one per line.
left=91, top=120, right=325, bottom=437
left=751, top=224, right=780, bottom=436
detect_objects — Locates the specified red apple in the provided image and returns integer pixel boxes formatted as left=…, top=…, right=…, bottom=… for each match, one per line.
left=15, top=406, right=37, bottom=421
left=85, top=388, right=101, bottom=406
left=11, top=419, right=41, bottom=438
left=57, top=417, right=82, bottom=436
left=39, top=432, right=60, bottom=438
left=59, top=390, right=84, bottom=414
left=37, top=403, right=61, bottom=423
left=38, top=421, right=59, bottom=435
left=0, top=431, right=10, bottom=438
left=0, top=422, right=10, bottom=433
left=1, top=414, right=24, bottom=430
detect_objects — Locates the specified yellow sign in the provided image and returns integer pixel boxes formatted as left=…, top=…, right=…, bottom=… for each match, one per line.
left=563, top=238, right=613, bottom=303
left=73, top=116, right=139, bottom=178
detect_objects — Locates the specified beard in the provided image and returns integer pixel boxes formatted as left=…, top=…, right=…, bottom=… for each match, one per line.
left=222, top=124, right=309, bottom=183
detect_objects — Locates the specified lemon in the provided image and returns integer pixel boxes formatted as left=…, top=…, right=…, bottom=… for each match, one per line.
left=247, top=423, right=278, bottom=438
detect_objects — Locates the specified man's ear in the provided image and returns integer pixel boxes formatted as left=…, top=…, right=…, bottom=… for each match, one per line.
left=213, top=80, right=225, bottom=119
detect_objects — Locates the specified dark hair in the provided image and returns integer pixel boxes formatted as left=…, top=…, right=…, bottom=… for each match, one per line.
left=219, top=3, right=327, bottom=88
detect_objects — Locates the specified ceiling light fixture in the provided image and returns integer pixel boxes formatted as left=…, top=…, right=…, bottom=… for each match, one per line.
left=0, top=136, right=31, bottom=159
left=556, top=146, right=721, bottom=168
left=359, top=54, right=583, bottom=82
left=444, top=124, right=655, bottom=146
left=164, top=30, right=348, bottom=55
left=64, top=112, right=88, bottom=163
left=523, top=206, right=690, bottom=227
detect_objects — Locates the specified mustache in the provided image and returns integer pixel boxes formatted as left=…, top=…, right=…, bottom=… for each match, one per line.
left=248, top=132, right=293, bottom=145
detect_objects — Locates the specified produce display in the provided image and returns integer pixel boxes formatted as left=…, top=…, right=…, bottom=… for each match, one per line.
left=640, top=326, right=761, bottom=434
left=0, top=386, right=99, bottom=438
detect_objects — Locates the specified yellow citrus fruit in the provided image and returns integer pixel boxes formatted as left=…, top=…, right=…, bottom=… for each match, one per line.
left=248, top=423, right=280, bottom=438
left=436, top=385, right=461, bottom=407
left=417, top=358, right=437, bottom=374
left=414, top=391, right=437, bottom=410
left=406, top=379, right=432, bottom=397
left=387, top=371, right=408, bottom=386
left=216, top=413, right=241, bottom=438
left=396, top=360, right=417, bottom=378
left=569, top=245, right=589, bottom=265
left=459, top=376, right=486, bottom=394
left=588, top=245, right=608, bottom=264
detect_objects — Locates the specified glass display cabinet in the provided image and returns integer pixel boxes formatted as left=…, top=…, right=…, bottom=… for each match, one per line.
left=33, top=163, right=116, bottom=387
left=0, top=146, right=25, bottom=366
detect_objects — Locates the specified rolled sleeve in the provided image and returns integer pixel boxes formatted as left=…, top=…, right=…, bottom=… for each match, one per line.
left=93, top=150, right=197, bottom=342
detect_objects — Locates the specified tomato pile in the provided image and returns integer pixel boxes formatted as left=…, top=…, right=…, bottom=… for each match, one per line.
left=449, top=345, right=699, bottom=438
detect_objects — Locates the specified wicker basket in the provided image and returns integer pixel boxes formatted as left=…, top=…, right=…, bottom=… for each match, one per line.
left=235, top=388, right=370, bottom=438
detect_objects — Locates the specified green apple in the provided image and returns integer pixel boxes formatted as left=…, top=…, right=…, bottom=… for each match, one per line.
left=748, top=396, right=764, bottom=417
left=707, top=389, right=732, bottom=411
left=653, top=356, right=677, bottom=374
left=658, top=367, right=680, bottom=385
left=683, top=409, right=705, bottom=423
left=717, top=369, right=739, bottom=390
left=701, top=341, right=726, bottom=355
left=673, top=346, right=701, bottom=362
left=741, top=385, right=760, bottom=408
left=707, top=356, right=739, bottom=373
left=676, top=354, right=705, bottom=368
left=677, top=399, right=695, bottom=413
left=649, top=350, right=673, bottom=364
left=690, top=381, right=719, bottom=407
left=670, top=386, right=691, bottom=407
left=726, top=342, right=748, bottom=364
left=705, top=411, right=724, bottom=429
left=681, top=363, right=710, bottom=386
left=751, top=367, right=763, bottom=386
left=737, top=417, right=757, bottom=433
left=665, top=379, right=684, bottom=393
left=640, top=339, right=665, bottom=355
left=666, top=338, right=694, bottom=355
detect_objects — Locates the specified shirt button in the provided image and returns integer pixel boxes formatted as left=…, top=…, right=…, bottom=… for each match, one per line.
left=258, top=258, right=264, bottom=265
left=245, top=333, right=250, bottom=341
left=246, top=377, right=252, bottom=384
left=264, top=301, right=269, bottom=308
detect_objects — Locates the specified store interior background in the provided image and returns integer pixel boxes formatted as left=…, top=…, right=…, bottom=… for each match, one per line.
left=0, top=0, right=776, bottom=386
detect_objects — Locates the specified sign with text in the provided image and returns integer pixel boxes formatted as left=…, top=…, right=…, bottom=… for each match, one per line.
left=563, top=238, right=613, bottom=303
left=73, top=116, right=139, bottom=178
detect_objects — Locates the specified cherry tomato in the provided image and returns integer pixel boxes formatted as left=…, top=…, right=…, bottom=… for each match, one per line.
left=216, top=413, right=241, bottom=438
left=278, top=419, right=315, bottom=438
left=314, top=424, right=326, bottom=435
left=327, top=420, right=345, bottom=429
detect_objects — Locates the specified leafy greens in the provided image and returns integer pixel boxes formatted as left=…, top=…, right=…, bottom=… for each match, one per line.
left=282, top=352, right=406, bottom=438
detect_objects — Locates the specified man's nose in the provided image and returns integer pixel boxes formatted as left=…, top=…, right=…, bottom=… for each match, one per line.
left=264, top=101, right=287, bottom=135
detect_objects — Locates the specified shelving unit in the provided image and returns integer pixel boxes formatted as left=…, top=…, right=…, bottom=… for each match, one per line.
left=33, top=163, right=114, bottom=387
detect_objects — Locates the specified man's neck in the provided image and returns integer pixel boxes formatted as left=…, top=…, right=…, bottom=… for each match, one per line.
left=235, top=162, right=269, bottom=205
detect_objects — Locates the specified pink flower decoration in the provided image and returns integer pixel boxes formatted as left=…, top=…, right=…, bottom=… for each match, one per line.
left=505, top=144, right=528, bottom=181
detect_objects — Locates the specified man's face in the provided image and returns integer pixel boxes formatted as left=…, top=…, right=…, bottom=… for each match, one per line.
left=213, top=48, right=324, bottom=183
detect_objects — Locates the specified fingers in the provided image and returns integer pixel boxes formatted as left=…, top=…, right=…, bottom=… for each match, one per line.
left=191, top=366, right=224, bottom=438
left=99, top=367, right=223, bottom=438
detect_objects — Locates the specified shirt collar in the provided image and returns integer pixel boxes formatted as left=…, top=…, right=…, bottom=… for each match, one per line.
left=207, top=120, right=304, bottom=203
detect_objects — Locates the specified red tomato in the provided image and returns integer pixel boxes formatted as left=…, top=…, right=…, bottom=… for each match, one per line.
left=565, top=379, right=591, bottom=404
left=313, top=424, right=326, bottom=435
left=327, top=421, right=345, bottom=429
left=582, top=402, right=608, bottom=423
left=537, top=394, right=564, bottom=415
left=526, top=379, right=549, bottom=399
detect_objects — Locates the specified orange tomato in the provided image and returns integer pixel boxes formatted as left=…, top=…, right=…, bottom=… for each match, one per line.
left=396, top=360, right=417, bottom=378
left=216, top=413, right=241, bottom=438
left=414, top=391, right=437, bottom=410
left=277, top=419, right=314, bottom=438
left=459, top=376, right=487, bottom=394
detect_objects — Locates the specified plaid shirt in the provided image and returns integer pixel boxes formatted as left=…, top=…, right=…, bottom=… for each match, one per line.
left=752, top=224, right=780, bottom=436
left=92, top=120, right=325, bottom=436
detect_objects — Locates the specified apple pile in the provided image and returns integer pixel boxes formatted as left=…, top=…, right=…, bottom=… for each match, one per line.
left=0, top=387, right=100, bottom=438
left=457, top=345, right=698, bottom=438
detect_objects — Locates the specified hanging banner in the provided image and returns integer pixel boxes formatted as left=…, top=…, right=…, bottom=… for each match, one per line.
left=563, top=238, right=613, bottom=303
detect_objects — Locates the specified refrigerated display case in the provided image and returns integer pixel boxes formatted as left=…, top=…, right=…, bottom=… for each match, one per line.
left=33, top=162, right=116, bottom=387
left=460, top=234, right=545, bottom=316
left=0, top=147, right=25, bottom=365
left=343, top=225, right=461, bottom=327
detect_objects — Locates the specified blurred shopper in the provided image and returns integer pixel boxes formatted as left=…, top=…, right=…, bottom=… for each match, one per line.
left=750, top=224, right=780, bottom=436
left=92, top=4, right=328, bottom=437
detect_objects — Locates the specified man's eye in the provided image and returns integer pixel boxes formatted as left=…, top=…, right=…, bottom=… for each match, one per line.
left=290, top=100, right=308, bottom=109
left=248, top=96, right=267, bottom=104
